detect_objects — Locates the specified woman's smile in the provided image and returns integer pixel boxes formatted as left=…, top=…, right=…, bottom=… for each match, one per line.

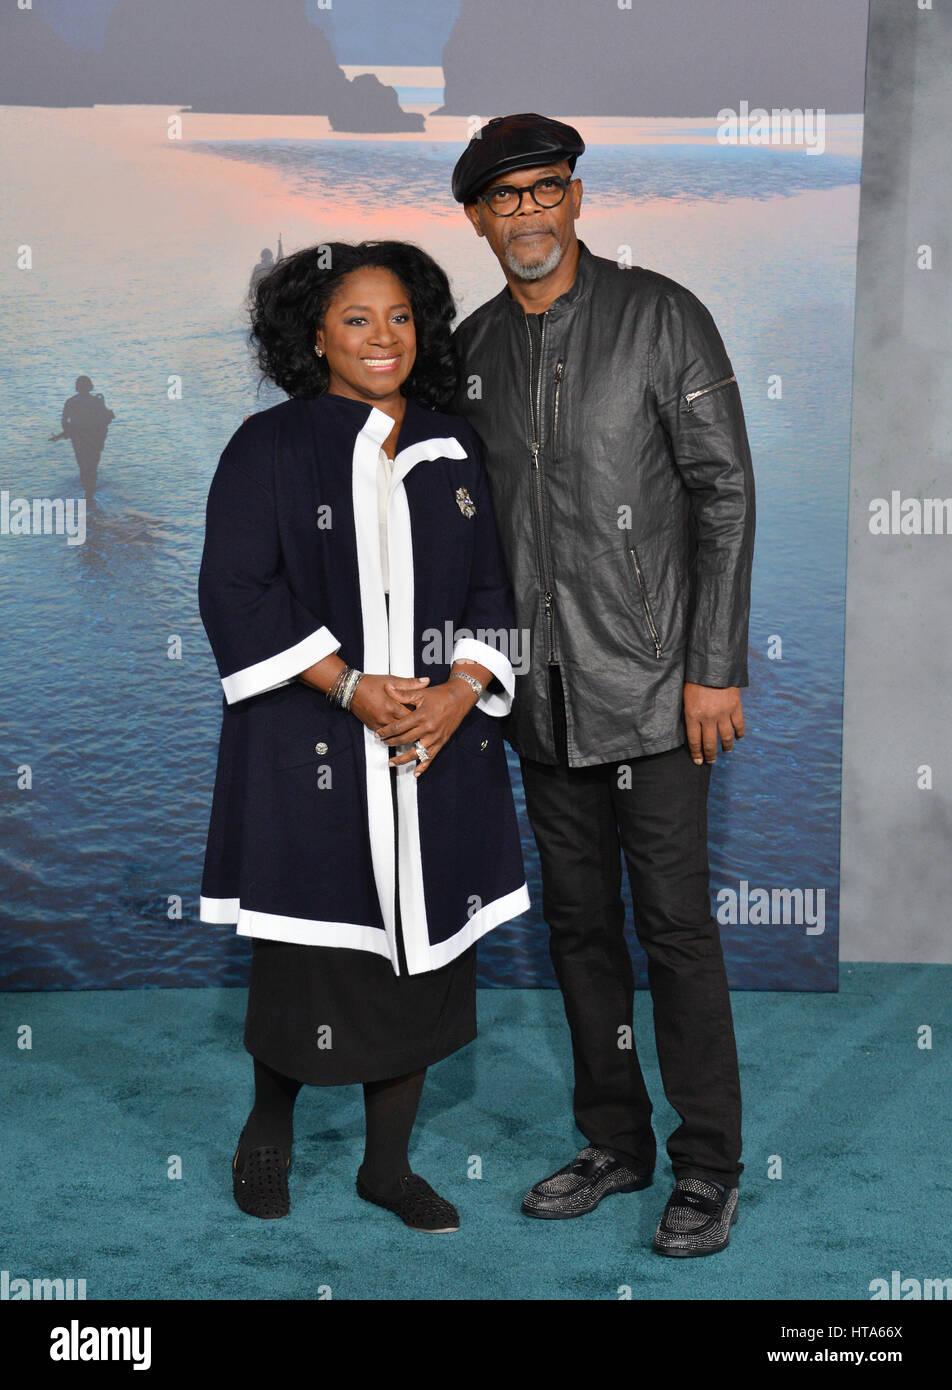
left=361, top=354, right=402, bottom=372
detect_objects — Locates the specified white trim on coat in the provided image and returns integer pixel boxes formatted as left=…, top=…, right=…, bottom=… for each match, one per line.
left=199, top=894, right=240, bottom=922
left=424, top=882, right=531, bottom=970
left=352, top=409, right=401, bottom=970
left=452, top=636, right=516, bottom=717
left=200, top=895, right=391, bottom=957
left=352, top=410, right=472, bottom=976
left=221, top=625, right=341, bottom=704
left=199, top=889, right=529, bottom=957
left=387, top=430, right=470, bottom=975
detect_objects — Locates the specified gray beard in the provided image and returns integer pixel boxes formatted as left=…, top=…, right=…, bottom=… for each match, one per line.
left=504, top=235, right=564, bottom=282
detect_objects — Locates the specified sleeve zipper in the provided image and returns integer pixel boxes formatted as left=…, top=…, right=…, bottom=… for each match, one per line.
left=684, top=374, right=736, bottom=410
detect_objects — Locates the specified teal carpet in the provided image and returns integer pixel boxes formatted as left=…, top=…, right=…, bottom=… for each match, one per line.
left=2, top=965, right=949, bottom=1301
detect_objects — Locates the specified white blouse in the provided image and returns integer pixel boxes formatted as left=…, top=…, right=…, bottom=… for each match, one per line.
left=377, top=446, right=393, bottom=594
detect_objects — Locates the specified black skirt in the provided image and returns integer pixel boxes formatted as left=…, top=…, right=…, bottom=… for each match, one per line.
left=243, top=747, right=477, bottom=1086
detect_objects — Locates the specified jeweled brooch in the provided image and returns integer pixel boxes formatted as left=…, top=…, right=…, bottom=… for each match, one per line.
left=455, top=487, right=476, bottom=517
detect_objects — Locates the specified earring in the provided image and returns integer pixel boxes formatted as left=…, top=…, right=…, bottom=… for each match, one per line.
left=314, top=345, right=323, bottom=357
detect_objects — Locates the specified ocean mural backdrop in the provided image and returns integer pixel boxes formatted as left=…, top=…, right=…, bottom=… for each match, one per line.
left=0, top=0, right=870, bottom=991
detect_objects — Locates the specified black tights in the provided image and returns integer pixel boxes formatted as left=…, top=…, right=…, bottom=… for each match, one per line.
left=241, top=1057, right=426, bottom=1201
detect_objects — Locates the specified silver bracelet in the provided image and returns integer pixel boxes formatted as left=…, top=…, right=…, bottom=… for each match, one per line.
left=450, top=671, right=483, bottom=698
left=326, top=667, right=349, bottom=704
left=340, top=669, right=358, bottom=706
left=326, top=666, right=363, bottom=709
left=340, top=668, right=363, bottom=709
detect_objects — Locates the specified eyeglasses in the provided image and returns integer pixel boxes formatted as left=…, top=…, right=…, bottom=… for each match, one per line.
left=476, top=175, right=572, bottom=217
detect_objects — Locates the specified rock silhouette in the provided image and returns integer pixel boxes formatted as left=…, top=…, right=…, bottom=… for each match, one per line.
left=0, top=0, right=421, bottom=131
left=330, top=73, right=425, bottom=133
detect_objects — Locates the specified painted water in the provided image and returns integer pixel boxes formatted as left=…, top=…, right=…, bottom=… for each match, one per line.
left=0, top=111, right=860, bottom=990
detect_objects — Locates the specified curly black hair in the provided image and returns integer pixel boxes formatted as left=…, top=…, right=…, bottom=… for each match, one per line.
left=247, top=240, right=459, bottom=410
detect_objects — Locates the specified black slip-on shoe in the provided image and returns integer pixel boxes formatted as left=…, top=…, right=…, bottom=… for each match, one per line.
left=652, top=1178, right=738, bottom=1256
left=521, top=1146, right=654, bottom=1219
left=231, top=1127, right=291, bottom=1220
left=356, top=1172, right=460, bottom=1233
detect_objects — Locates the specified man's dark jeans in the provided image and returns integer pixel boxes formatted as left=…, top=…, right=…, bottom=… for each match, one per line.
left=518, top=665, right=743, bottom=1186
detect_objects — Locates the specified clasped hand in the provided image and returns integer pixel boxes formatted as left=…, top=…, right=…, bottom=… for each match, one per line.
left=349, top=674, right=476, bottom=777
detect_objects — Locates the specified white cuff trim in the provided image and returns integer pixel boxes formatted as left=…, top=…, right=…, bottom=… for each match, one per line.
left=220, top=626, right=341, bottom=704
left=452, top=637, right=515, bottom=717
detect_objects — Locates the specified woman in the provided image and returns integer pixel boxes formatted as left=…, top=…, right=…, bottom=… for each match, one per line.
left=198, top=240, right=529, bottom=1233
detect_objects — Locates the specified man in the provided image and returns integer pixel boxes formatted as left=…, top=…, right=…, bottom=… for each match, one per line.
left=53, top=375, right=115, bottom=500
left=450, top=114, right=755, bottom=1256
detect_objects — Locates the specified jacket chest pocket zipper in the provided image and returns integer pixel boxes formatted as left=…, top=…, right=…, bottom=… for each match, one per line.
left=684, top=374, right=736, bottom=410
left=552, top=361, right=563, bottom=457
left=627, top=547, right=663, bottom=659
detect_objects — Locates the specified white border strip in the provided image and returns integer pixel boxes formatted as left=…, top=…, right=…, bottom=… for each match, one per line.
left=425, top=883, right=531, bottom=971
left=385, top=435, right=469, bottom=975
left=353, top=408, right=402, bottom=972
left=200, top=888, right=527, bottom=963
left=200, top=896, right=392, bottom=955
left=199, top=895, right=240, bottom=922
left=386, top=465, right=427, bottom=974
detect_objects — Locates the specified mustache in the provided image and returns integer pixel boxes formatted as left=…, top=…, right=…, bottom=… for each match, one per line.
left=506, top=225, right=556, bottom=242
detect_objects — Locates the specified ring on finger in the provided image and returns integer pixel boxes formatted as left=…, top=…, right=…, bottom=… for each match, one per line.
left=413, top=740, right=429, bottom=763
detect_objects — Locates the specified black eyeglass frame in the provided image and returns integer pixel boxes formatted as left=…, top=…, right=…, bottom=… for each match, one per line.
left=475, top=174, right=573, bottom=217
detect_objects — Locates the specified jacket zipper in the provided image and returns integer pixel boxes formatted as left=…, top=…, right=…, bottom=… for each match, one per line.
left=526, top=313, right=557, bottom=663
left=627, top=546, right=663, bottom=658
left=684, top=373, right=736, bottom=410
left=552, top=360, right=564, bottom=459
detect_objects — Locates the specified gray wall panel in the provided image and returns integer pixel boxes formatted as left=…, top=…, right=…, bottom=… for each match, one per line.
left=840, top=0, right=952, bottom=961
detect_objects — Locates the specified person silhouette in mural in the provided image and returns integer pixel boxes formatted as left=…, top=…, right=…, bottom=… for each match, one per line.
left=249, top=234, right=284, bottom=293
left=49, top=376, right=115, bottom=499
left=451, top=114, right=755, bottom=1257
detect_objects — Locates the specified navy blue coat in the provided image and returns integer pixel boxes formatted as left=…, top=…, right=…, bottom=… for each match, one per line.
left=197, top=392, right=529, bottom=975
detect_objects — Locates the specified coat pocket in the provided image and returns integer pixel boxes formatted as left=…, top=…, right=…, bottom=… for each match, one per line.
left=626, top=545, right=664, bottom=659
left=450, top=706, right=501, bottom=758
left=273, top=726, right=350, bottom=771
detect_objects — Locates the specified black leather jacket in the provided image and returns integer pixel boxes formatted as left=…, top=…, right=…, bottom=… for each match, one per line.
left=451, top=240, right=755, bottom=767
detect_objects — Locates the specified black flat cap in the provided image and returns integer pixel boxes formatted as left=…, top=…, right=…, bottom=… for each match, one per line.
left=451, top=113, right=585, bottom=204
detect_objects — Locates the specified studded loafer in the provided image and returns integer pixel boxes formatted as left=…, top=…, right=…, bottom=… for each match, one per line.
left=355, top=1172, right=460, bottom=1232
left=521, top=1145, right=654, bottom=1219
left=231, top=1127, right=291, bottom=1220
left=652, top=1178, right=738, bottom=1256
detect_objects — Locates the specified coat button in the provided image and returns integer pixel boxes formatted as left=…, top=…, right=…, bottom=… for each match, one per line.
left=480, top=739, right=488, bottom=751
left=315, top=741, right=328, bottom=755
